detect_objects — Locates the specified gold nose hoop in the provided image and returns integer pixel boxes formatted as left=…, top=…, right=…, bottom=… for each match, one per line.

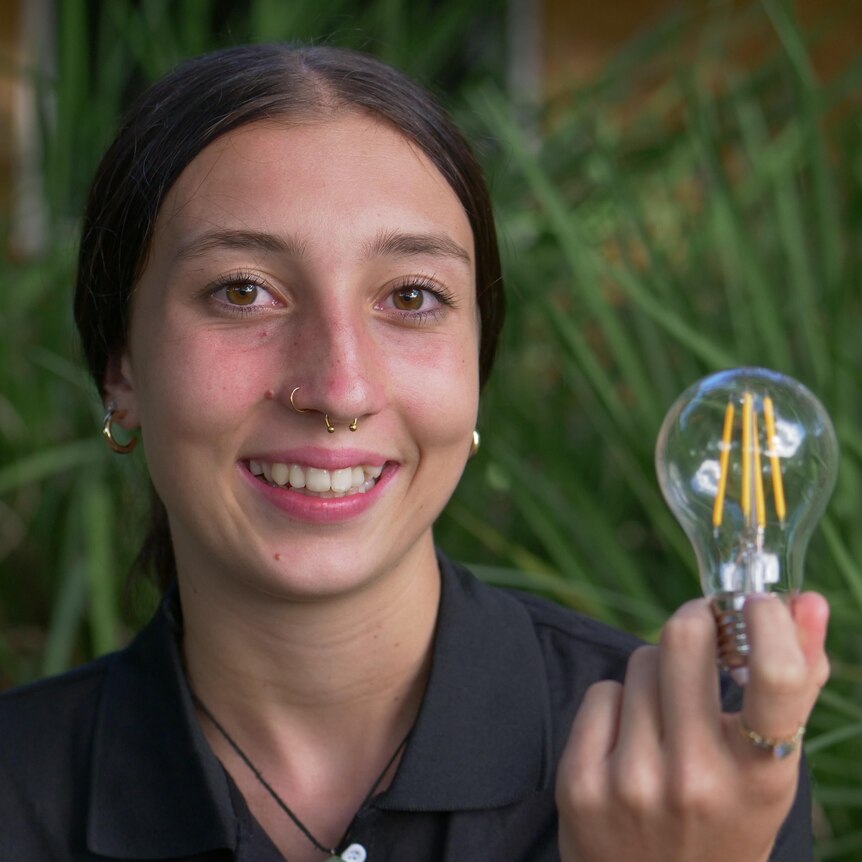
left=291, top=387, right=357, bottom=432
left=289, top=386, right=308, bottom=413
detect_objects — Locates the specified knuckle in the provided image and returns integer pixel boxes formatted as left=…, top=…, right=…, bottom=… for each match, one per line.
left=556, top=768, right=603, bottom=814
left=666, top=763, right=720, bottom=816
left=613, top=760, right=661, bottom=812
left=750, top=657, right=808, bottom=696
left=814, top=653, right=831, bottom=690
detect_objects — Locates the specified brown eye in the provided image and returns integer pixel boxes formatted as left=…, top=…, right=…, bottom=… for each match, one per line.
left=225, top=284, right=259, bottom=306
left=392, top=286, right=425, bottom=311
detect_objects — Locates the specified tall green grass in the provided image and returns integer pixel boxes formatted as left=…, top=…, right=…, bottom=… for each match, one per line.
left=440, top=3, right=862, bottom=855
left=1, top=0, right=859, bottom=856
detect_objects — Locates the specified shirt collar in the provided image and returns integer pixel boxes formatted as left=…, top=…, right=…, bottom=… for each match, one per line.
left=87, top=585, right=237, bottom=858
left=377, top=553, right=553, bottom=811
left=86, top=553, right=554, bottom=857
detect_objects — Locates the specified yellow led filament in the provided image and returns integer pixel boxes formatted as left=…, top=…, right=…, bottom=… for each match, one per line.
left=712, top=392, right=786, bottom=530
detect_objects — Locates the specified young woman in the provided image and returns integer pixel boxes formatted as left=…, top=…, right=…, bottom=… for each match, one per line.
left=0, top=44, right=828, bottom=862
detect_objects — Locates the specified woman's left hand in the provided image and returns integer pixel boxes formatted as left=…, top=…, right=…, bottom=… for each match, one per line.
left=555, top=592, right=830, bottom=862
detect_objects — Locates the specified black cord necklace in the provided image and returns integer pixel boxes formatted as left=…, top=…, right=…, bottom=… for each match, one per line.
left=192, top=693, right=408, bottom=861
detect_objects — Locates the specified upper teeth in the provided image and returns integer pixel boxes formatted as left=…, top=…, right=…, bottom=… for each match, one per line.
left=249, top=460, right=383, bottom=495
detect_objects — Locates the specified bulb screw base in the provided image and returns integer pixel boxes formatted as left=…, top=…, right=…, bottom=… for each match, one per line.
left=711, top=593, right=751, bottom=676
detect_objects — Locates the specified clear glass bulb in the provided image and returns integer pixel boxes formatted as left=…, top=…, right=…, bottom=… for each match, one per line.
left=655, top=367, right=838, bottom=681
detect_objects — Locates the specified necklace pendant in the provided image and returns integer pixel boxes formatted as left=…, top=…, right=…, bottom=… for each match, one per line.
left=337, top=844, right=367, bottom=862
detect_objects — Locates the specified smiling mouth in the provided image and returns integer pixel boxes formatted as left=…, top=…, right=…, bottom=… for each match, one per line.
left=248, top=460, right=384, bottom=498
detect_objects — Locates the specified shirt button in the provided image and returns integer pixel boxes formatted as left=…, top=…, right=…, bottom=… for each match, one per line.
left=341, top=844, right=367, bottom=862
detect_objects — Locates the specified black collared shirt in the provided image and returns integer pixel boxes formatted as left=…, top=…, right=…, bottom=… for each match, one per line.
left=0, top=554, right=811, bottom=861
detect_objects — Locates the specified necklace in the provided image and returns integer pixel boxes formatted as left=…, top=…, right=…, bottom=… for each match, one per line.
left=192, top=693, right=408, bottom=861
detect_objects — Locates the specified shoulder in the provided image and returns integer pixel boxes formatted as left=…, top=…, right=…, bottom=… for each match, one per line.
left=0, top=653, right=115, bottom=774
left=446, top=556, right=641, bottom=675
left=0, top=654, right=119, bottom=854
left=440, top=557, right=644, bottom=745
left=508, top=586, right=643, bottom=661
left=0, top=654, right=113, bottom=731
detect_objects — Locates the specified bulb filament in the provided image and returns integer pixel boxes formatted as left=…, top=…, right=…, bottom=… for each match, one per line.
left=712, top=391, right=786, bottom=533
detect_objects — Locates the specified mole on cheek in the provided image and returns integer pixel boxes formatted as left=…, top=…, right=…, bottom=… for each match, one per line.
left=264, top=389, right=275, bottom=400
left=274, top=552, right=282, bottom=561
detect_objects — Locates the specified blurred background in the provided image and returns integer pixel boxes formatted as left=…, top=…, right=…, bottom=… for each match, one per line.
left=1, top=0, right=860, bottom=856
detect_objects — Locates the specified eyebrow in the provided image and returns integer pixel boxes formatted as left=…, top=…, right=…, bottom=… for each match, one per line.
left=173, top=229, right=307, bottom=262
left=362, top=229, right=472, bottom=266
left=172, top=227, right=471, bottom=267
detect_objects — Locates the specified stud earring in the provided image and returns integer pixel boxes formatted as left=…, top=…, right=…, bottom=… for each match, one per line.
left=102, top=404, right=137, bottom=454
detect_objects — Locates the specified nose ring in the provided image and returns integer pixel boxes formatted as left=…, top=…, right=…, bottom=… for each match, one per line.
left=293, top=387, right=357, bottom=432
left=289, top=386, right=308, bottom=413
left=323, top=414, right=358, bottom=433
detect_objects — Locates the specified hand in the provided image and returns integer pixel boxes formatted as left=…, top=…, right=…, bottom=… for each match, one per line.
left=555, top=592, right=829, bottom=862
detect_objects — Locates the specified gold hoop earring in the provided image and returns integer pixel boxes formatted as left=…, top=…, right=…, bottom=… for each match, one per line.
left=324, top=414, right=335, bottom=433
left=102, top=404, right=137, bottom=454
left=289, top=386, right=308, bottom=413
left=469, top=430, right=480, bottom=458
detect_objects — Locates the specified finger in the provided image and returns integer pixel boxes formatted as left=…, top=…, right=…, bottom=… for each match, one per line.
left=789, top=591, right=830, bottom=680
left=616, top=645, right=663, bottom=752
left=658, top=600, right=723, bottom=758
left=607, top=646, right=666, bottom=806
left=735, top=595, right=815, bottom=756
left=561, top=680, right=624, bottom=772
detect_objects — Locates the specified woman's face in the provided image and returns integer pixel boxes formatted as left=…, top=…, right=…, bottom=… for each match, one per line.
left=110, top=114, right=479, bottom=599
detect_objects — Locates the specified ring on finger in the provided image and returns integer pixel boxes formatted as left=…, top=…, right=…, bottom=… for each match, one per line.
left=739, top=715, right=806, bottom=760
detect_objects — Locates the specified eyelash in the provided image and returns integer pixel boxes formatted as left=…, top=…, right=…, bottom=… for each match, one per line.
left=206, top=270, right=278, bottom=317
left=204, top=272, right=458, bottom=322
left=386, top=277, right=458, bottom=325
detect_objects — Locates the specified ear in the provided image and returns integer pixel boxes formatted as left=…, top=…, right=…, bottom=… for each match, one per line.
left=102, top=352, right=140, bottom=428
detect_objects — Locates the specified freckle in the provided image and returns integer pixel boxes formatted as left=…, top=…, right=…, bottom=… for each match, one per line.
left=274, top=553, right=281, bottom=561
left=264, top=389, right=275, bottom=400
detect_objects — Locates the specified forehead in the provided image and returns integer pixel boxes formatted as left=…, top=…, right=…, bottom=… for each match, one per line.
left=151, top=114, right=474, bottom=258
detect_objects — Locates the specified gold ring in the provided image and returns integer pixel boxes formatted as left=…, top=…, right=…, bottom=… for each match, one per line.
left=289, top=387, right=308, bottom=413
left=102, top=405, right=137, bottom=455
left=739, top=716, right=805, bottom=759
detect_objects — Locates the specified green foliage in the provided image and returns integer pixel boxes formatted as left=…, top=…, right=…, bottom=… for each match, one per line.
left=1, top=0, right=860, bottom=855
left=440, top=4, right=862, bottom=855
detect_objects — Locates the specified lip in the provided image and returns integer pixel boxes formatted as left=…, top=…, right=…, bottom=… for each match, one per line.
left=243, top=446, right=388, bottom=471
left=238, top=457, right=396, bottom=524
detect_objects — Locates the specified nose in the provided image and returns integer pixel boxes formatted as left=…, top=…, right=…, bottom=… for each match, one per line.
left=277, top=303, right=386, bottom=428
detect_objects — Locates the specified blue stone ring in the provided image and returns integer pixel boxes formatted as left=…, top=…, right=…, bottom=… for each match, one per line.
left=739, top=716, right=806, bottom=759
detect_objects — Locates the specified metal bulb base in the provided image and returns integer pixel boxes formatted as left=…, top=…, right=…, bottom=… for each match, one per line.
left=711, top=593, right=751, bottom=685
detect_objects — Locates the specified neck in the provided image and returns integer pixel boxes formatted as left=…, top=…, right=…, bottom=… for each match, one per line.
left=178, top=540, right=440, bottom=753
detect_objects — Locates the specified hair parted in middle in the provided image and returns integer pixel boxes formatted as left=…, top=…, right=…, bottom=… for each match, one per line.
left=73, top=42, right=506, bottom=588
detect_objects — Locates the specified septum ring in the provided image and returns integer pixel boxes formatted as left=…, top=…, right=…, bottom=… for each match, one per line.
left=291, top=386, right=358, bottom=433
left=739, top=715, right=806, bottom=760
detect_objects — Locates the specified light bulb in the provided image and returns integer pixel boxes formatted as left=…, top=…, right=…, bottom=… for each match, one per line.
left=655, top=367, right=838, bottom=682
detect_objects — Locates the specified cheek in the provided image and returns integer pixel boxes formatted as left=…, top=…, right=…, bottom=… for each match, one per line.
left=389, top=333, right=479, bottom=438
left=131, top=324, right=274, bottom=440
